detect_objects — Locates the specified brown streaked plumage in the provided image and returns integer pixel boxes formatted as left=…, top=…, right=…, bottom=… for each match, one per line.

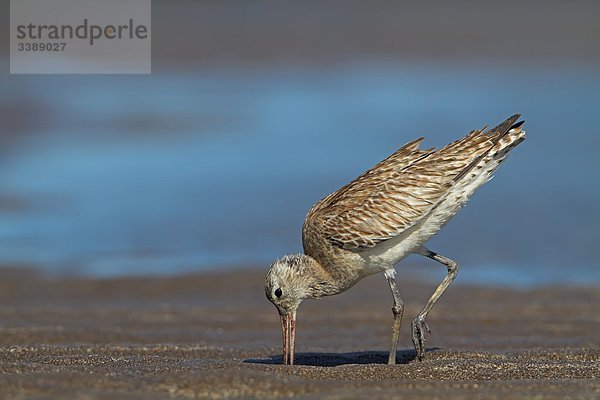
left=265, top=114, right=526, bottom=365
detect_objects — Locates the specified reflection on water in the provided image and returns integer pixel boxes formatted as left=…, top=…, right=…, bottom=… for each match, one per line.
left=0, top=64, right=598, bottom=285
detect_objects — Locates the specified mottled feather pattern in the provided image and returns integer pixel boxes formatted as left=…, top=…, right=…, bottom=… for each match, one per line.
left=303, top=114, right=525, bottom=251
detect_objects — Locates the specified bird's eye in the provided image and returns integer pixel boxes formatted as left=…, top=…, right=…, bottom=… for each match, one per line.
left=275, top=288, right=282, bottom=298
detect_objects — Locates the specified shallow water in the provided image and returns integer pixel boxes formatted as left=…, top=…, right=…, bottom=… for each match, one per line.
left=0, top=63, right=598, bottom=285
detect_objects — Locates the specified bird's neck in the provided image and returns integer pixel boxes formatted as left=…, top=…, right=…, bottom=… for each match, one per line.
left=302, top=255, right=351, bottom=298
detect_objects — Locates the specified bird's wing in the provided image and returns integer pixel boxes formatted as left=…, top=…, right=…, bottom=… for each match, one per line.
left=304, top=114, right=522, bottom=250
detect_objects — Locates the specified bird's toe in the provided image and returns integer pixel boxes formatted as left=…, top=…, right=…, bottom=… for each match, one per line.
left=411, top=316, right=430, bottom=361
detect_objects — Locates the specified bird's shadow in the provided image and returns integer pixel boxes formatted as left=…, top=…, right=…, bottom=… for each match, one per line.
left=244, top=348, right=440, bottom=367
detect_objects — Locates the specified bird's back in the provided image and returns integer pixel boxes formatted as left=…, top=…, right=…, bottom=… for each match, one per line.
left=302, top=115, right=525, bottom=281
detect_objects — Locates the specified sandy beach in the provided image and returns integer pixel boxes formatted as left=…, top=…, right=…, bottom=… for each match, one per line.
left=0, top=268, right=597, bottom=399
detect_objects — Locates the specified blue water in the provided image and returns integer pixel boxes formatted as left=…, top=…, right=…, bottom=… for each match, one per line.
left=0, top=63, right=599, bottom=285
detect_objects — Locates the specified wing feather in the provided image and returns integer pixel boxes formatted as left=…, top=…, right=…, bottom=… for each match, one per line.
left=303, top=115, right=522, bottom=251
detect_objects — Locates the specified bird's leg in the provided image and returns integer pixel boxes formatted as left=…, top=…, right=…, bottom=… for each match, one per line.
left=412, top=246, right=459, bottom=361
left=384, top=269, right=404, bottom=365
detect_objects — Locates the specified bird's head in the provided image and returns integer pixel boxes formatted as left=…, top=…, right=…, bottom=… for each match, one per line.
left=265, top=253, right=323, bottom=365
left=265, top=254, right=316, bottom=313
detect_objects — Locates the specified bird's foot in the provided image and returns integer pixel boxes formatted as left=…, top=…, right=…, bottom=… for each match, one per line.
left=411, top=315, right=431, bottom=361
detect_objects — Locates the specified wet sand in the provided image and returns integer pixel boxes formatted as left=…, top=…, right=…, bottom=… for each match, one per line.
left=0, top=268, right=598, bottom=399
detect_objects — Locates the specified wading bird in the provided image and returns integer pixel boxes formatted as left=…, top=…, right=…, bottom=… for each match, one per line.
left=265, top=115, right=525, bottom=365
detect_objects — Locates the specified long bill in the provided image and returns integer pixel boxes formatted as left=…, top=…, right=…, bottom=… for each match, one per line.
left=280, top=310, right=297, bottom=365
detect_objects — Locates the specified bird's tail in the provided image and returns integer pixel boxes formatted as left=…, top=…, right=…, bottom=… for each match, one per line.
left=475, top=114, right=526, bottom=183
left=453, top=114, right=526, bottom=182
left=487, top=115, right=526, bottom=164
